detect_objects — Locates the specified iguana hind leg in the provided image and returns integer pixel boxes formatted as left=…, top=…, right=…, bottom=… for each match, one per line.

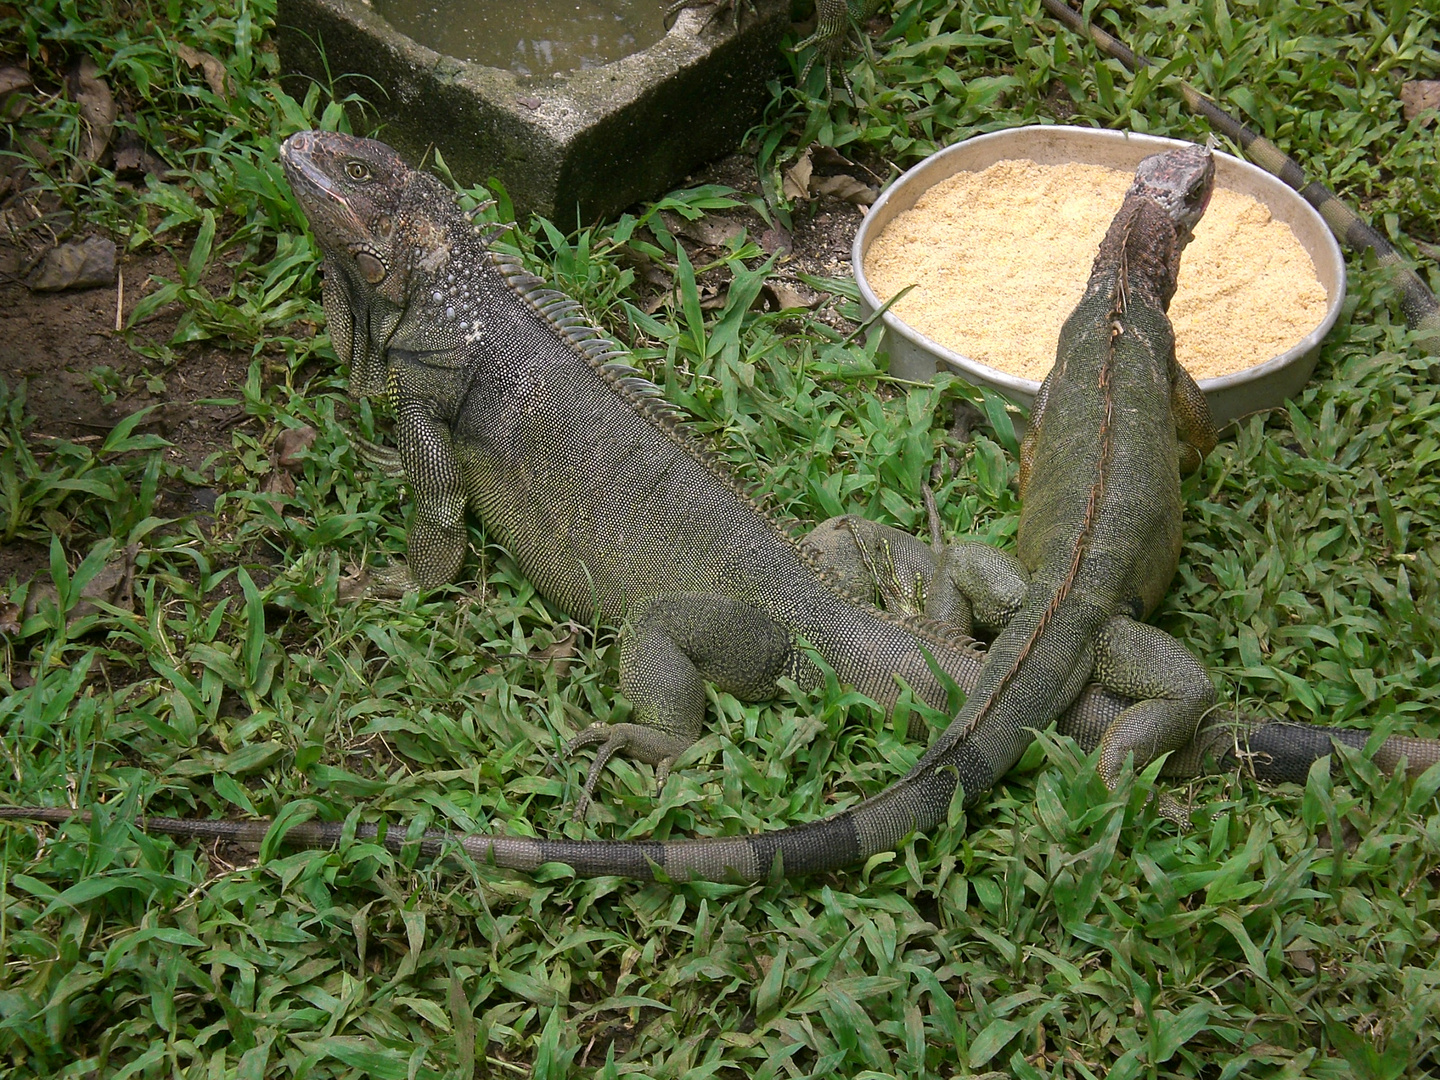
left=1090, top=615, right=1215, bottom=823
left=566, top=593, right=796, bottom=815
left=805, top=515, right=1028, bottom=633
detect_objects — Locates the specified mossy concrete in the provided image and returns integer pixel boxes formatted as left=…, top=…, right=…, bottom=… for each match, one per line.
left=277, top=0, right=788, bottom=222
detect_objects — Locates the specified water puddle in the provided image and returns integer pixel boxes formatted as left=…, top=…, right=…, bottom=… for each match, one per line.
left=372, top=0, right=670, bottom=76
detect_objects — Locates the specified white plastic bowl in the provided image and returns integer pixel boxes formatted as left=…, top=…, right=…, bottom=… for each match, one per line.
left=853, top=126, right=1346, bottom=428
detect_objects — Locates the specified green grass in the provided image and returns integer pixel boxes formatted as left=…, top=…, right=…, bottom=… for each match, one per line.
left=2, top=0, right=1439, bottom=1076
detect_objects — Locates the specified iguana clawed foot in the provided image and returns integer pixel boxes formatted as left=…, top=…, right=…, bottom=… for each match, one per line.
left=794, top=0, right=885, bottom=100
left=565, top=722, right=689, bottom=818
left=351, top=432, right=406, bottom=478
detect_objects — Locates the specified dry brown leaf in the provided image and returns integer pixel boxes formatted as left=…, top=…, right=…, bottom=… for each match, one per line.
left=0, top=599, right=21, bottom=637
left=24, top=542, right=138, bottom=628
left=261, top=470, right=295, bottom=496
left=67, top=57, right=116, bottom=167
left=761, top=280, right=813, bottom=311
left=698, top=282, right=727, bottom=311
left=530, top=622, right=584, bottom=677
left=663, top=210, right=748, bottom=249
left=0, top=65, right=32, bottom=103
left=175, top=44, right=231, bottom=97
left=811, top=174, right=878, bottom=205
left=759, top=226, right=793, bottom=256
left=1401, top=80, right=1440, bottom=123
left=274, top=425, right=318, bottom=471
left=782, top=149, right=813, bottom=202
left=336, top=567, right=371, bottom=605
left=1286, top=948, right=1317, bottom=974
left=113, top=112, right=165, bottom=179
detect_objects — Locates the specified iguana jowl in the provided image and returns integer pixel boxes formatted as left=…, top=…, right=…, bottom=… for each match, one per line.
left=5, top=137, right=1435, bottom=881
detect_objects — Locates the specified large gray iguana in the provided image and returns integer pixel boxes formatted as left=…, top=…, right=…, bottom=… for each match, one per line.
left=3, top=135, right=1435, bottom=882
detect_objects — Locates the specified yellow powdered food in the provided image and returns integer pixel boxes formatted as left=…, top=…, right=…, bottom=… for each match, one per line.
left=863, top=158, right=1329, bottom=382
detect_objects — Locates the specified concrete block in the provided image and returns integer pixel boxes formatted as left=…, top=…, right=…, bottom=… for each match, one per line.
left=276, top=0, right=788, bottom=222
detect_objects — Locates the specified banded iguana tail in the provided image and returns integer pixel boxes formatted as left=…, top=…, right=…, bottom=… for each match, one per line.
left=3, top=137, right=1422, bottom=883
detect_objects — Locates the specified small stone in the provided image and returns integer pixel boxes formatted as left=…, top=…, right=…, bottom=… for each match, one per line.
left=26, top=236, right=117, bottom=292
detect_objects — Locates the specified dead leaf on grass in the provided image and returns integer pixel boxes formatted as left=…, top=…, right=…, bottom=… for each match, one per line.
left=66, top=57, right=116, bottom=168
left=25, top=542, right=139, bottom=628
left=0, top=66, right=31, bottom=96
left=782, top=148, right=813, bottom=202
left=663, top=210, right=748, bottom=249
left=0, top=599, right=21, bottom=637
left=262, top=424, right=319, bottom=494
left=260, top=470, right=295, bottom=496
left=1286, top=948, right=1317, bottom=974
left=759, top=226, right=793, bottom=256
left=530, top=622, right=585, bottom=677
left=274, top=425, right=318, bottom=471
left=113, top=111, right=165, bottom=179
left=336, top=567, right=372, bottom=605
left=0, top=65, right=32, bottom=122
left=1401, top=80, right=1440, bottom=123
left=698, top=281, right=728, bottom=310
left=761, top=280, right=814, bottom=311
left=811, top=174, right=878, bottom=205
left=175, top=44, right=231, bottom=97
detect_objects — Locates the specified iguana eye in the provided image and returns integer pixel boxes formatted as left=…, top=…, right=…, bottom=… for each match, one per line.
left=345, top=160, right=371, bottom=182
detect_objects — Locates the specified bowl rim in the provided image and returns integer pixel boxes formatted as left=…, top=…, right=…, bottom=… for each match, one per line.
left=852, top=124, right=1347, bottom=394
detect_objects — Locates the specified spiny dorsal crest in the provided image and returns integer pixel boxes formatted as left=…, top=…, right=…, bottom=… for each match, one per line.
left=487, top=248, right=780, bottom=508
left=483, top=245, right=973, bottom=643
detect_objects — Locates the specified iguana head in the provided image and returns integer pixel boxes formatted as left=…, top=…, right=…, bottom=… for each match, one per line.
left=1127, top=144, right=1215, bottom=251
left=281, top=131, right=456, bottom=398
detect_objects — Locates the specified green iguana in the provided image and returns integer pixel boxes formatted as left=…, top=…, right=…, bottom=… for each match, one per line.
left=3, top=136, right=1433, bottom=882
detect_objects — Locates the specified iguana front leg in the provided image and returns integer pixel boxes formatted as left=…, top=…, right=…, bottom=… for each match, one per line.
left=794, top=0, right=886, bottom=97
left=377, top=400, right=468, bottom=593
left=666, top=0, right=883, bottom=98
left=663, top=0, right=752, bottom=31
left=1171, top=361, right=1217, bottom=474
left=566, top=593, right=798, bottom=815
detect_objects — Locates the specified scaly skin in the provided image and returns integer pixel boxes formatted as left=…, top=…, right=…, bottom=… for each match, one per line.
left=879, top=144, right=1223, bottom=825
left=805, top=514, right=1440, bottom=784
left=0, top=137, right=1218, bottom=883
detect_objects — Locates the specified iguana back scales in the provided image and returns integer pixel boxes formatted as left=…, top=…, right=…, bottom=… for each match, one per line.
left=4, top=134, right=1435, bottom=882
